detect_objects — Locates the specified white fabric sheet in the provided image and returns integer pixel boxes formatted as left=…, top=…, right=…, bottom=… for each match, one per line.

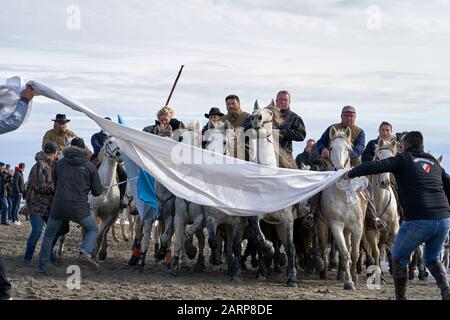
left=25, top=79, right=349, bottom=216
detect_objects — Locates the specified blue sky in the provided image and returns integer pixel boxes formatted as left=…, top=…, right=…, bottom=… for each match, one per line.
left=1, top=0, right=449, bottom=176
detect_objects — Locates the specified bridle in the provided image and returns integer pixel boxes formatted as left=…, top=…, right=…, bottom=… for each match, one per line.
left=104, top=137, right=120, bottom=160
left=329, top=136, right=352, bottom=169
left=373, top=146, right=395, bottom=190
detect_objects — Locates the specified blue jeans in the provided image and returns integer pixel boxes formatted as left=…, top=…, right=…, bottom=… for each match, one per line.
left=10, top=193, right=21, bottom=222
left=23, top=214, right=47, bottom=262
left=38, top=214, right=98, bottom=270
left=0, top=197, right=8, bottom=224
left=6, top=197, right=12, bottom=220
left=392, top=218, right=450, bottom=267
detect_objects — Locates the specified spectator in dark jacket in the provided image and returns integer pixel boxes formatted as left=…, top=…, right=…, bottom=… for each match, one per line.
left=37, top=138, right=103, bottom=274
left=10, top=162, right=25, bottom=225
left=316, top=105, right=365, bottom=167
left=295, top=139, right=316, bottom=169
left=346, top=131, right=450, bottom=300
left=274, top=91, right=306, bottom=156
left=0, top=162, right=10, bottom=226
left=362, top=121, right=397, bottom=163
left=22, top=142, right=58, bottom=265
left=4, top=164, right=12, bottom=221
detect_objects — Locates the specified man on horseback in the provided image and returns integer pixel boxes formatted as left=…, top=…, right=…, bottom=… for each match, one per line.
left=311, top=106, right=381, bottom=229
left=316, top=105, right=365, bottom=166
left=274, top=90, right=306, bottom=161
left=346, top=131, right=450, bottom=300
left=201, top=107, right=226, bottom=148
left=362, top=121, right=397, bottom=162
left=42, top=114, right=92, bottom=159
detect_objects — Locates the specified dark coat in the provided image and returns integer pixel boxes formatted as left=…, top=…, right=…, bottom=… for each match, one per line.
left=50, top=146, right=103, bottom=221
left=25, top=151, right=55, bottom=216
left=362, top=138, right=378, bottom=163
left=12, top=168, right=25, bottom=194
left=91, top=131, right=108, bottom=156
left=348, top=147, right=450, bottom=221
left=0, top=172, right=8, bottom=197
left=275, top=109, right=306, bottom=155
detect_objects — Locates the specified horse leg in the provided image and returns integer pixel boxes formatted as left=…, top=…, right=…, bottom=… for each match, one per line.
left=193, top=228, right=206, bottom=273
left=111, top=222, right=120, bottom=243
left=206, top=217, right=222, bottom=265
left=98, top=213, right=118, bottom=261
left=184, top=213, right=203, bottom=260
left=328, top=233, right=338, bottom=270
left=223, top=225, right=234, bottom=276
left=128, top=215, right=143, bottom=266
left=137, top=217, right=154, bottom=272
left=331, top=225, right=354, bottom=290
left=351, top=223, right=364, bottom=286
left=167, top=215, right=184, bottom=277
left=277, top=221, right=298, bottom=288
left=317, top=220, right=329, bottom=279
left=249, top=216, right=274, bottom=257
left=366, top=229, right=380, bottom=278
left=230, top=221, right=244, bottom=283
left=156, top=212, right=174, bottom=261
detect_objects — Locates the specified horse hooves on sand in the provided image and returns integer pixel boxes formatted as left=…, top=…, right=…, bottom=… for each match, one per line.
left=344, top=282, right=355, bottom=290
left=287, top=281, right=299, bottom=288
left=231, top=276, right=241, bottom=284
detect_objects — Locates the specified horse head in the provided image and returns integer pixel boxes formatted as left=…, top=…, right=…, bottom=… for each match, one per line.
left=102, top=136, right=122, bottom=162
left=329, top=126, right=352, bottom=170
left=179, top=121, right=201, bottom=148
left=250, top=100, right=282, bottom=135
left=206, top=120, right=233, bottom=155
left=374, top=138, right=397, bottom=189
left=154, top=124, right=173, bottom=139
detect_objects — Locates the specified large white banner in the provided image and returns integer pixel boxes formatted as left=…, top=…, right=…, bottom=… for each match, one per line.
left=23, top=79, right=348, bottom=216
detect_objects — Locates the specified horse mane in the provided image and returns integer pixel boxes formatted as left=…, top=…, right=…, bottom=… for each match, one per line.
left=265, top=106, right=283, bottom=126
left=375, top=138, right=397, bottom=155
left=330, top=128, right=353, bottom=149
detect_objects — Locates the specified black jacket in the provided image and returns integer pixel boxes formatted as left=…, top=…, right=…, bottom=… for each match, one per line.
left=12, top=169, right=25, bottom=194
left=362, top=138, right=378, bottom=163
left=295, top=147, right=321, bottom=171
left=275, top=109, right=306, bottom=155
left=0, top=172, right=8, bottom=197
left=50, top=146, right=103, bottom=221
left=348, top=147, right=450, bottom=221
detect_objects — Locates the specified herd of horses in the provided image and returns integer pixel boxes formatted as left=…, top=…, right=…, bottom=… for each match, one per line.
left=52, top=101, right=448, bottom=291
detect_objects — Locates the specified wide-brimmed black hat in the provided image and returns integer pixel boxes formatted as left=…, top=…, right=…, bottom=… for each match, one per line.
left=204, top=107, right=224, bottom=119
left=52, top=114, right=70, bottom=123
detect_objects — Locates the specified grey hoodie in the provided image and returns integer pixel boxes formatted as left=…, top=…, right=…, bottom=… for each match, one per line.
left=50, top=146, right=103, bottom=221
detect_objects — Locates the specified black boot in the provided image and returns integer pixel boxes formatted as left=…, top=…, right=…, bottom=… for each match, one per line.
left=392, top=262, right=408, bottom=300
left=427, top=261, right=450, bottom=300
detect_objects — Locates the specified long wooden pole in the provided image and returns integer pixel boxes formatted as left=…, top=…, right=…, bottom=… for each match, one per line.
left=165, top=65, right=184, bottom=107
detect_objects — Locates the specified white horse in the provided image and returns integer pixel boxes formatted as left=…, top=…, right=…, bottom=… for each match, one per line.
left=89, top=136, right=123, bottom=261
left=247, top=101, right=305, bottom=287
left=158, top=122, right=208, bottom=276
left=317, top=126, right=368, bottom=290
left=365, top=139, right=400, bottom=272
left=204, top=119, right=248, bottom=282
